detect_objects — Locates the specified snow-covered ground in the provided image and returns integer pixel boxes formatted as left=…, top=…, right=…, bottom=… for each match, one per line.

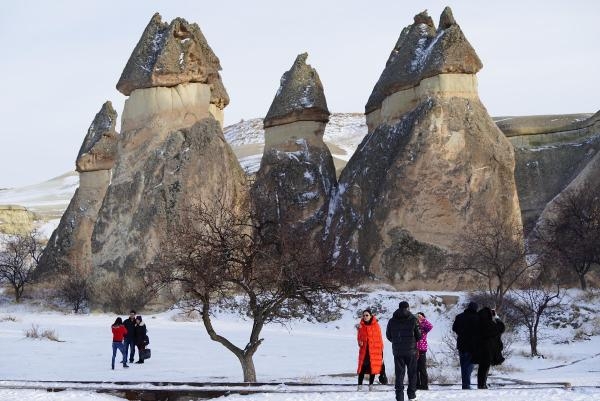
left=1, top=290, right=599, bottom=400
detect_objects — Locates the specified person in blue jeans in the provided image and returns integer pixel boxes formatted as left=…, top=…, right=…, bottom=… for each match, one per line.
left=111, top=317, right=129, bottom=370
left=452, top=301, right=480, bottom=389
left=123, top=310, right=137, bottom=363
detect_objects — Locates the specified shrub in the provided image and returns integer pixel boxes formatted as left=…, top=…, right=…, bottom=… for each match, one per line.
left=0, top=315, right=17, bottom=322
left=24, top=324, right=61, bottom=341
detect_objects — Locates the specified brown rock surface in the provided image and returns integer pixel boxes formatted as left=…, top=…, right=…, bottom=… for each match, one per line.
left=37, top=103, right=118, bottom=278
left=116, top=13, right=228, bottom=110
left=328, top=8, right=520, bottom=286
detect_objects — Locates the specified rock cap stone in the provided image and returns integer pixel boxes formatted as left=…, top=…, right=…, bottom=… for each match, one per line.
left=264, top=53, right=330, bottom=128
left=365, top=7, right=482, bottom=114
left=76, top=101, right=118, bottom=172
left=116, top=13, right=229, bottom=109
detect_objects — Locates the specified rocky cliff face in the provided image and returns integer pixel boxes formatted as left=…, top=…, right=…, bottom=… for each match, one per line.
left=503, top=112, right=600, bottom=232
left=253, top=54, right=336, bottom=247
left=91, top=15, right=245, bottom=291
left=37, top=102, right=118, bottom=277
left=327, top=7, right=522, bottom=286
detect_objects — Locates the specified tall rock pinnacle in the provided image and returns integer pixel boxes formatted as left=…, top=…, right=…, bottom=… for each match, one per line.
left=264, top=53, right=330, bottom=128
left=37, top=102, right=118, bottom=279
left=116, top=13, right=229, bottom=110
left=254, top=53, right=336, bottom=254
left=328, top=7, right=521, bottom=287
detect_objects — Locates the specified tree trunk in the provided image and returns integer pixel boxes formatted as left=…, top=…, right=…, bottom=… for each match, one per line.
left=239, top=353, right=257, bottom=382
left=579, top=274, right=588, bottom=291
left=530, top=332, right=538, bottom=357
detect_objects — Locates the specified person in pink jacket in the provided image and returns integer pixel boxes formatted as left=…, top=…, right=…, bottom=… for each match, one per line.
left=416, top=312, right=433, bottom=390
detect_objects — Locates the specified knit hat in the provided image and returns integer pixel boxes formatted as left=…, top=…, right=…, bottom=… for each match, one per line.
left=399, top=301, right=409, bottom=309
left=467, top=301, right=478, bottom=311
left=136, top=315, right=142, bottom=322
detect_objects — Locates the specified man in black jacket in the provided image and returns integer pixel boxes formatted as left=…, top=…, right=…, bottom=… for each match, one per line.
left=123, top=310, right=137, bottom=363
left=386, top=301, right=422, bottom=401
left=452, top=301, right=480, bottom=389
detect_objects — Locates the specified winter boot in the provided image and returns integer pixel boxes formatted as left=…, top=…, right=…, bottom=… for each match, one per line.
left=356, top=385, right=362, bottom=391
left=123, top=362, right=129, bottom=368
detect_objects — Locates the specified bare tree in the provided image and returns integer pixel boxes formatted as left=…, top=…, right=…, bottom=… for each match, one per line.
left=451, top=214, right=531, bottom=312
left=533, top=185, right=600, bottom=290
left=150, top=193, right=352, bottom=382
left=0, top=229, right=44, bottom=302
left=508, top=283, right=563, bottom=357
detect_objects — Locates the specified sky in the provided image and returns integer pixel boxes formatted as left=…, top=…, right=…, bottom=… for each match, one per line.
left=1, top=1, right=599, bottom=188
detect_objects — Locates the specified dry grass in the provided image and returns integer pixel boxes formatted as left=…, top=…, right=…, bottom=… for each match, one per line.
left=24, top=324, right=61, bottom=342
left=0, top=315, right=18, bottom=322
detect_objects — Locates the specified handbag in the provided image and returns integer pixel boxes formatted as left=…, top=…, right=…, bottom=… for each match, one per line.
left=378, top=361, right=388, bottom=385
left=141, top=348, right=151, bottom=360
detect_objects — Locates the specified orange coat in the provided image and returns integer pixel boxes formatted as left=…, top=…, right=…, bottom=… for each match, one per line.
left=357, top=316, right=384, bottom=374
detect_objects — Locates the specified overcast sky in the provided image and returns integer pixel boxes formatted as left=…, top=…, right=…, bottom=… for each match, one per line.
left=1, top=1, right=599, bottom=188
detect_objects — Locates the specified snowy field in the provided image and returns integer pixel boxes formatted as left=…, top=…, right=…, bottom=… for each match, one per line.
left=1, top=290, right=600, bottom=400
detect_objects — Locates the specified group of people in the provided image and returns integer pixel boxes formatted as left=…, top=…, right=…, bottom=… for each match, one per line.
left=356, top=301, right=433, bottom=401
left=356, top=300, right=505, bottom=401
left=110, top=310, right=149, bottom=370
left=452, top=301, right=505, bottom=389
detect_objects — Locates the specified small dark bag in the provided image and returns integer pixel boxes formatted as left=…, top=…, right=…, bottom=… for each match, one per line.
left=141, top=348, right=151, bottom=360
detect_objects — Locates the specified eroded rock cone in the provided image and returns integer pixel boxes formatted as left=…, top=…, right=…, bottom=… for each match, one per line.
left=92, top=16, right=245, bottom=307
left=37, top=101, right=118, bottom=278
left=254, top=53, right=336, bottom=250
left=328, top=7, right=521, bottom=287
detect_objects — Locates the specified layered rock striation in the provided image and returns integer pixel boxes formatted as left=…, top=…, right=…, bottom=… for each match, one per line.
left=254, top=53, right=337, bottom=248
left=327, top=7, right=522, bottom=286
left=92, top=14, right=245, bottom=288
left=38, top=102, right=118, bottom=277
left=501, top=112, right=600, bottom=232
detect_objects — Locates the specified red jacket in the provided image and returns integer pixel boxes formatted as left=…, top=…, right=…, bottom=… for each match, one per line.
left=112, top=325, right=128, bottom=342
left=357, top=316, right=384, bottom=374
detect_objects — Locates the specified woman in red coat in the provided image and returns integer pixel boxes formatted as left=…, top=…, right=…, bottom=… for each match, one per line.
left=356, top=309, right=384, bottom=391
left=111, top=317, right=129, bottom=370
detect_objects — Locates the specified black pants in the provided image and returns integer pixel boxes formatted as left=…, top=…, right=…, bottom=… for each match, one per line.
left=358, top=353, right=375, bottom=385
left=477, top=361, right=490, bottom=389
left=393, top=351, right=417, bottom=401
left=416, top=351, right=428, bottom=390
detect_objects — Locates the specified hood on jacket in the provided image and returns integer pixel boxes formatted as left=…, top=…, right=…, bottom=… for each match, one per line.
left=360, top=315, right=379, bottom=327
left=392, top=308, right=412, bottom=320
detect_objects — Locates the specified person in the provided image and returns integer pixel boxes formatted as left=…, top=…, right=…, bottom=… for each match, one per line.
left=123, top=310, right=137, bottom=363
left=134, top=315, right=148, bottom=364
left=475, top=307, right=505, bottom=389
left=416, top=312, right=433, bottom=390
left=111, top=317, right=129, bottom=370
left=386, top=301, right=421, bottom=401
left=452, top=301, right=480, bottom=389
left=356, top=309, right=384, bottom=391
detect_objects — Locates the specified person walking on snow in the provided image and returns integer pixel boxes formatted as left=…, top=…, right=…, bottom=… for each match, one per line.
left=416, top=312, right=433, bottom=390
left=386, top=301, right=421, bottom=401
left=111, top=317, right=129, bottom=370
left=475, top=307, right=505, bottom=389
left=452, top=301, right=480, bottom=389
left=356, top=309, right=384, bottom=391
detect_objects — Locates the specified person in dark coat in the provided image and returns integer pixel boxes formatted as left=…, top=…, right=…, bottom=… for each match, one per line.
left=475, top=307, right=505, bottom=389
left=452, top=301, right=480, bottom=389
left=134, top=315, right=148, bottom=364
left=123, top=310, right=137, bottom=363
left=386, top=301, right=422, bottom=401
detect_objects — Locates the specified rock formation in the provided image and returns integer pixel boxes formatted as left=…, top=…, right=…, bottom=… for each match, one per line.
left=500, top=112, right=600, bottom=232
left=91, top=14, right=245, bottom=294
left=327, top=7, right=522, bottom=286
left=253, top=53, right=336, bottom=247
left=37, top=101, right=118, bottom=277
left=0, top=205, right=36, bottom=235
